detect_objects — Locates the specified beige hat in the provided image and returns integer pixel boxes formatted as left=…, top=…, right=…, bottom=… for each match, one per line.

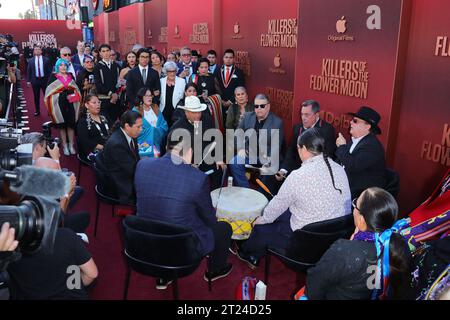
left=178, top=96, right=207, bottom=112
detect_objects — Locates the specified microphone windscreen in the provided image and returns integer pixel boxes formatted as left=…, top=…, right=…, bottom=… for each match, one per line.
left=9, top=165, right=71, bottom=198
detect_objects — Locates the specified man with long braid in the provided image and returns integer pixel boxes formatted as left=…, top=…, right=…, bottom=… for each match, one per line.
left=236, top=128, right=352, bottom=269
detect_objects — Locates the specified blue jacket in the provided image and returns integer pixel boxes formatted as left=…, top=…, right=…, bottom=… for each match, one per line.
left=135, top=154, right=216, bottom=255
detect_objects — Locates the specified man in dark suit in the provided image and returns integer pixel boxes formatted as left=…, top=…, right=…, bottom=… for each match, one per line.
left=93, top=44, right=122, bottom=123
left=135, top=132, right=233, bottom=289
left=176, top=47, right=198, bottom=84
left=229, top=93, right=284, bottom=188
left=71, top=41, right=88, bottom=71
left=214, top=49, right=245, bottom=125
left=335, top=106, right=387, bottom=199
left=126, top=48, right=161, bottom=108
left=278, top=100, right=336, bottom=179
left=95, top=111, right=142, bottom=205
left=261, top=99, right=336, bottom=197
left=26, top=45, right=52, bottom=116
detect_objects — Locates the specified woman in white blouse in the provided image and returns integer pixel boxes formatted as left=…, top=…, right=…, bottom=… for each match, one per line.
left=237, top=128, right=352, bottom=269
left=159, top=61, right=185, bottom=128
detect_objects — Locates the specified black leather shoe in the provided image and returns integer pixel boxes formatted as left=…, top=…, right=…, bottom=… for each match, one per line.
left=155, top=278, right=173, bottom=290
left=237, top=250, right=259, bottom=269
left=34, top=111, right=40, bottom=116
left=203, top=263, right=233, bottom=282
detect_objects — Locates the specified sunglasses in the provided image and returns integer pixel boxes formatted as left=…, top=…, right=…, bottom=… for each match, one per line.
left=352, top=118, right=367, bottom=124
left=352, top=198, right=360, bottom=211
left=254, top=103, right=267, bottom=109
left=62, top=53, right=70, bottom=57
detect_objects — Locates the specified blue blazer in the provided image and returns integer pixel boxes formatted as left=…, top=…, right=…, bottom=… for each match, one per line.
left=26, top=56, right=52, bottom=83
left=135, top=154, right=216, bottom=255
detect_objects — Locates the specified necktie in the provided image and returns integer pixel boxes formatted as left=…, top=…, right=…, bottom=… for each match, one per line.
left=225, top=66, right=230, bottom=83
left=37, top=57, right=41, bottom=78
left=142, top=68, right=147, bottom=84
left=130, top=140, right=137, bottom=159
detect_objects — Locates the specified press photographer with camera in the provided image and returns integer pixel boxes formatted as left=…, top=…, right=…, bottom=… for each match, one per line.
left=20, top=130, right=83, bottom=211
left=19, top=132, right=60, bottom=163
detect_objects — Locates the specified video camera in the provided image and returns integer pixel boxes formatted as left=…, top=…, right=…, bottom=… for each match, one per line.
left=0, top=123, right=69, bottom=259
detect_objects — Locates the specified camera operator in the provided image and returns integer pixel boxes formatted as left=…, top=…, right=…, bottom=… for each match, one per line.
left=19, top=132, right=60, bottom=164
left=6, top=207, right=98, bottom=299
left=19, top=133, right=82, bottom=209
left=0, top=61, right=20, bottom=118
left=34, top=157, right=89, bottom=234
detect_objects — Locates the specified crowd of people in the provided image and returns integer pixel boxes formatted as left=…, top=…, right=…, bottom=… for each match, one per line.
left=0, top=39, right=447, bottom=301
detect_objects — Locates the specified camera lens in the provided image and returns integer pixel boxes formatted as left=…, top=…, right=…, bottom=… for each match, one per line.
left=0, top=200, right=44, bottom=253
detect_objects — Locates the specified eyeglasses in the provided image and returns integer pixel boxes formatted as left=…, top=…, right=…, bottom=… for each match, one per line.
left=254, top=104, right=267, bottom=109
left=62, top=53, right=70, bottom=57
left=182, top=53, right=192, bottom=57
left=352, top=198, right=360, bottom=211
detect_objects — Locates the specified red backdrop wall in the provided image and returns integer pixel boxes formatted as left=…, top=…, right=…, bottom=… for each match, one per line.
left=221, top=0, right=298, bottom=139
left=392, top=0, right=450, bottom=212
left=0, top=19, right=83, bottom=49
left=293, top=0, right=407, bottom=146
left=167, top=0, right=221, bottom=55
left=144, top=0, right=168, bottom=54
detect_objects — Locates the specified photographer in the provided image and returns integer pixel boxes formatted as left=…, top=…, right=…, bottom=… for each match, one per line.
left=34, top=157, right=88, bottom=233
left=19, top=132, right=60, bottom=163
left=20, top=133, right=82, bottom=210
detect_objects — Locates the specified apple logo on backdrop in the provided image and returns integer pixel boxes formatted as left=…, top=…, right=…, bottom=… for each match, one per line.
left=336, top=16, right=347, bottom=34
left=274, top=54, right=281, bottom=68
left=234, top=22, right=240, bottom=35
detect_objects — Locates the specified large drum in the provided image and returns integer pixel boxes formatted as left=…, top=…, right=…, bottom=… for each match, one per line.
left=211, top=187, right=268, bottom=240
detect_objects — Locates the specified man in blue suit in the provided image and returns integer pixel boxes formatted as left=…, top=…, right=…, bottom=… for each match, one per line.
left=135, top=133, right=233, bottom=289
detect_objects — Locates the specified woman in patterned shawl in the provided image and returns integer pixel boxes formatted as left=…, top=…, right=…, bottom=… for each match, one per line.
left=44, top=58, right=81, bottom=156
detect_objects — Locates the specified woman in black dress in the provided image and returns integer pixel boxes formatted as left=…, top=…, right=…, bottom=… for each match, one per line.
left=189, top=58, right=221, bottom=103
left=76, top=94, right=110, bottom=161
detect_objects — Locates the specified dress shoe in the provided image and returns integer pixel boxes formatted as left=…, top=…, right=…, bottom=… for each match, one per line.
left=203, top=263, right=233, bottom=282
left=155, top=278, right=173, bottom=290
left=237, top=249, right=259, bottom=270
left=34, top=111, right=40, bottom=116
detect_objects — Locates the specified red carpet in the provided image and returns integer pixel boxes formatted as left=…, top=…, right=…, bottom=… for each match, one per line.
left=20, top=80, right=301, bottom=300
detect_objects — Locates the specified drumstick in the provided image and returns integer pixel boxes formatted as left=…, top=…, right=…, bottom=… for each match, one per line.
left=195, top=141, right=217, bottom=167
left=214, top=166, right=228, bottom=212
left=256, top=178, right=274, bottom=198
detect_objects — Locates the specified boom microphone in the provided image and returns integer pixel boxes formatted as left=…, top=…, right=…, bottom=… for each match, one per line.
left=2, top=165, right=71, bottom=198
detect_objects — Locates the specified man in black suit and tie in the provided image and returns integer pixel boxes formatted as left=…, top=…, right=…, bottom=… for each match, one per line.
left=95, top=111, right=142, bottom=205
left=262, top=99, right=336, bottom=196
left=93, top=44, right=122, bottom=123
left=214, top=49, right=245, bottom=125
left=126, top=48, right=161, bottom=108
left=26, top=45, right=52, bottom=116
left=335, top=106, right=387, bottom=199
left=277, top=100, right=336, bottom=179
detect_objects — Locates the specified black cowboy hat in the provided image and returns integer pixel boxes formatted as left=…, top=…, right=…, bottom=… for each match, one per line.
left=348, top=106, right=382, bottom=135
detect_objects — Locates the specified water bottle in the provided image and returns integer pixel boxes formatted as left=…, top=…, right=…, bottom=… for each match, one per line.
left=227, top=176, right=233, bottom=187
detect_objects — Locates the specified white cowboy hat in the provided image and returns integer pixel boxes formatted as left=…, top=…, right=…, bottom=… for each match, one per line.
left=178, top=96, right=207, bottom=112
